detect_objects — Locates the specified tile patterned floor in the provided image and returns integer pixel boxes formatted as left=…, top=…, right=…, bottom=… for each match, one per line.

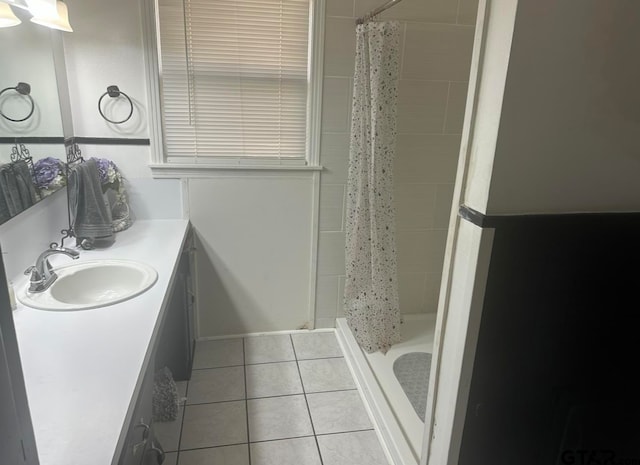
left=156, top=331, right=390, bottom=465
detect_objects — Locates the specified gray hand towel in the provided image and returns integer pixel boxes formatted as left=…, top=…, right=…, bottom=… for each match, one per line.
left=68, top=159, right=114, bottom=245
left=0, top=164, right=24, bottom=217
left=0, top=181, right=11, bottom=223
left=12, top=160, right=39, bottom=208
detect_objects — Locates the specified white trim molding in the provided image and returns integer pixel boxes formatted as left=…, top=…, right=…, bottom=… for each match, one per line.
left=149, top=163, right=323, bottom=178
left=422, top=1, right=518, bottom=464
left=141, top=0, right=326, bottom=176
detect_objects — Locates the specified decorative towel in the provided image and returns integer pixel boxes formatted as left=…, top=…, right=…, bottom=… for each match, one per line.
left=68, top=159, right=114, bottom=247
left=12, top=160, right=39, bottom=207
left=152, top=367, right=179, bottom=422
left=0, top=164, right=24, bottom=217
left=0, top=175, right=11, bottom=223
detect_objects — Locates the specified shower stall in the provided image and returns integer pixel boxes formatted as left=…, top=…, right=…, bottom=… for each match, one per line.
left=321, top=0, right=640, bottom=463
left=316, top=0, right=480, bottom=463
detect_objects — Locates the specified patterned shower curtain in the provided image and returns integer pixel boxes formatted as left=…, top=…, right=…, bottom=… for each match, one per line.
left=344, top=21, right=402, bottom=354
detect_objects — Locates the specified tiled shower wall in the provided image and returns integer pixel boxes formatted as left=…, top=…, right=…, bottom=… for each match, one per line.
left=315, top=0, right=478, bottom=327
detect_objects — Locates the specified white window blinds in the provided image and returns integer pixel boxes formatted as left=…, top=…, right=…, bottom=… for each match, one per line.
left=157, top=0, right=311, bottom=162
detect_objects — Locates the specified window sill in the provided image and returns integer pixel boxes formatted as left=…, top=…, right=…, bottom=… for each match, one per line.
left=149, top=163, right=323, bottom=178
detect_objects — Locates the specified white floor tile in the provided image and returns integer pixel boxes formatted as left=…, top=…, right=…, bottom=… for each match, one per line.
left=250, top=437, right=322, bottom=465
left=186, top=366, right=245, bottom=404
left=298, top=358, right=356, bottom=393
left=246, top=362, right=303, bottom=398
left=180, top=401, right=247, bottom=449
left=292, top=332, right=343, bottom=360
left=192, top=339, right=244, bottom=369
left=248, top=395, right=314, bottom=442
left=176, top=331, right=388, bottom=465
left=176, top=381, right=188, bottom=398
left=317, top=430, right=389, bottom=465
left=307, top=391, right=372, bottom=434
left=164, top=452, right=178, bottom=465
left=178, top=444, right=250, bottom=465
left=245, top=334, right=296, bottom=364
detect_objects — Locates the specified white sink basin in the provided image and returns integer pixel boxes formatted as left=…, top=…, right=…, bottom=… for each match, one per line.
left=17, top=259, right=158, bottom=311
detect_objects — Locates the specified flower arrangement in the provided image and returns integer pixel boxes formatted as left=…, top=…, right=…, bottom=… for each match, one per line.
left=89, top=157, right=133, bottom=232
left=90, top=157, right=128, bottom=204
left=33, top=157, right=67, bottom=195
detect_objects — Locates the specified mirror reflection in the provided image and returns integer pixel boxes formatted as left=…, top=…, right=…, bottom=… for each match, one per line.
left=0, top=6, right=68, bottom=225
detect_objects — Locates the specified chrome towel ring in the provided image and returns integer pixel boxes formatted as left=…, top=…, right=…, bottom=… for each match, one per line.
left=98, top=85, right=133, bottom=124
left=0, top=82, right=35, bottom=123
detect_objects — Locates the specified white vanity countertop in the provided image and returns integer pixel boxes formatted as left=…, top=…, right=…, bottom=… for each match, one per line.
left=12, top=219, right=190, bottom=465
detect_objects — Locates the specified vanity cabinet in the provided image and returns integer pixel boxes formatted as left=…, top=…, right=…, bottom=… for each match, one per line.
left=118, top=226, right=195, bottom=465
left=155, top=226, right=195, bottom=381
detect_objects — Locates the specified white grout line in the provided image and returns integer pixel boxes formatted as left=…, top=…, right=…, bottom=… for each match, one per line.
left=242, top=338, right=252, bottom=464
left=290, top=334, right=326, bottom=465
left=400, top=22, right=408, bottom=78
left=441, top=81, right=453, bottom=134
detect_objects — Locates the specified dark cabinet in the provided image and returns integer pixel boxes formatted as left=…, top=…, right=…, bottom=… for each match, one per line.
left=119, top=227, right=195, bottom=465
left=119, top=354, right=156, bottom=465
left=155, top=227, right=195, bottom=381
left=458, top=215, right=640, bottom=465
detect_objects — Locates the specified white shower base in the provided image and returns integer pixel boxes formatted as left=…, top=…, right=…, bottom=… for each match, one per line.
left=336, top=313, right=437, bottom=465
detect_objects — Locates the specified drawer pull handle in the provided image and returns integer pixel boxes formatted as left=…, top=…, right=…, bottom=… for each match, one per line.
left=146, top=442, right=166, bottom=464
left=132, top=421, right=150, bottom=455
left=134, top=421, right=150, bottom=439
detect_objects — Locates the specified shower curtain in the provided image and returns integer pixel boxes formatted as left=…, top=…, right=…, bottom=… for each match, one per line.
left=344, top=21, right=401, bottom=354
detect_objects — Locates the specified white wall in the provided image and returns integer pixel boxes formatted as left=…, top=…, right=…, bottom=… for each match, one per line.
left=61, top=0, right=317, bottom=337
left=58, top=0, right=480, bottom=335
left=62, top=0, right=183, bottom=220
left=486, top=0, right=640, bottom=214
left=189, top=175, right=316, bottom=336
left=63, top=0, right=148, bottom=139
left=315, top=0, right=478, bottom=325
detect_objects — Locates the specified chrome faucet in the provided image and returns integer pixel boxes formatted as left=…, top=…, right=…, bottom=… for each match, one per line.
left=24, top=246, right=80, bottom=293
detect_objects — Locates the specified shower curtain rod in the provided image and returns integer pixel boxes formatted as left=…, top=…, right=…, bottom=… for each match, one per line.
left=356, top=0, right=406, bottom=25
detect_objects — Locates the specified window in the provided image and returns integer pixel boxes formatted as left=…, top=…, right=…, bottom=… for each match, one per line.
left=152, top=0, right=323, bottom=170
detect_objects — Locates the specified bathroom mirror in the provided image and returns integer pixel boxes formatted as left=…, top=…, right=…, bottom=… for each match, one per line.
left=0, top=7, right=69, bottom=225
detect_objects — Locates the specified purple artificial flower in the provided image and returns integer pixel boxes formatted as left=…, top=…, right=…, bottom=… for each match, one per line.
left=89, top=157, right=121, bottom=185
left=90, top=157, right=111, bottom=184
left=33, top=157, right=65, bottom=189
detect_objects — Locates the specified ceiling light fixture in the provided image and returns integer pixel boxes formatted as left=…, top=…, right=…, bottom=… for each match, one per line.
left=0, top=3, right=21, bottom=27
left=30, top=0, right=72, bottom=32
left=0, top=0, right=30, bottom=12
left=25, top=0, right=56, bottom=16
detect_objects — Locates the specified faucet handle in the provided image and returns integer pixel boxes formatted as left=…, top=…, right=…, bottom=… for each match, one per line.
left=24, top=266, right=43, bottom=287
